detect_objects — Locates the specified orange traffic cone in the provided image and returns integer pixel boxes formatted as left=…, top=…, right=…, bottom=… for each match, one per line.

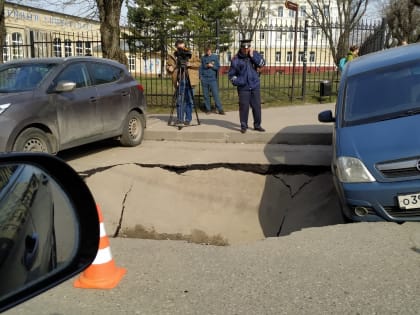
left=74, top=205, right=126, bottom=289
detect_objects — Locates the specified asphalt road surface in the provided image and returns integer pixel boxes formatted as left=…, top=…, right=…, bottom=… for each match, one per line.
left=4, top=140, right=419, bottom=314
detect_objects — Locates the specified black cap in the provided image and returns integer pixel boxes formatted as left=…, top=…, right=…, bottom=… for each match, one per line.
left=240, top=39, right=252, bottom=48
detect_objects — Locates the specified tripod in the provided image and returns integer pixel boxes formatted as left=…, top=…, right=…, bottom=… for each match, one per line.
left=167, top=64, right=200, bottom=130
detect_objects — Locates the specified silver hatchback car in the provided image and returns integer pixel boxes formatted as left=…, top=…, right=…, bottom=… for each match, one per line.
left=0, top=57, right=146, bottom=153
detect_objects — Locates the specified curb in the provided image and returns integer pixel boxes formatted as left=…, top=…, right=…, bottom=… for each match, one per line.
left=144, top=128, right=332, bottom=145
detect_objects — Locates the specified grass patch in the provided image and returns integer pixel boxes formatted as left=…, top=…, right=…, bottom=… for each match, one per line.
left=121, top=224, right=229, bottom=246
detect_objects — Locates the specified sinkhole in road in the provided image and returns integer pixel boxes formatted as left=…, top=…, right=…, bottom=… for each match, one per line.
left=84, top=163, right=344, bottom=245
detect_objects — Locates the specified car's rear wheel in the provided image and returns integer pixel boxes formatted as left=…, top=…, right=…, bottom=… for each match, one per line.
left=120, top=111, right=145, bottom=147
left=13, top=128, right=52, bottom=153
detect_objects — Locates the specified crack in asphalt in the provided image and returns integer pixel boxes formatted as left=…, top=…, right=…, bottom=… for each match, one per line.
left=274, top=174, right=314, bottom=236
left=113, top=184, right=133, bottom=238
left=79, top=162, right=330, bottom=179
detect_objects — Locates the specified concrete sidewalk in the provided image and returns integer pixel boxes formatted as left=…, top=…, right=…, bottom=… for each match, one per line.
left=144, top=103, right=335, bottom=145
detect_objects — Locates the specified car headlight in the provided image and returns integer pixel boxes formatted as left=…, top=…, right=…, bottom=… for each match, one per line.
left=336, top=156, right=376, bottom=183
left=0, top=103, right=11, bottom=115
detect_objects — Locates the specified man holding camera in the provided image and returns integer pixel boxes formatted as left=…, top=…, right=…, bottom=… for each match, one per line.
left=167, top=39, right=200, bottom=125
left=228, top=39, right=265, bottom=134
left=199, top=46, right=225, bottom=115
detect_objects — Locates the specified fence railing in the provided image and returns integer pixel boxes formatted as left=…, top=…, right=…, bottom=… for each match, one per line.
left=2, top=19, right=387, bottom=107
left=126, top=20, right=387, bottom=107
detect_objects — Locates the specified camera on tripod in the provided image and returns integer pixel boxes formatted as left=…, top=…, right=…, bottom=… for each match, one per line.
left=175, top=47, right=192, bottom=68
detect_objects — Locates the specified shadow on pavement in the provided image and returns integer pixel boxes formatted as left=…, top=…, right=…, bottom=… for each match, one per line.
left=267, top=125, right=333, bottom=145
left=148, top=114, right=242, bottom=131
left=58, top=139, right=118, bottom=162
left=259, top=125, right=345, bottom=237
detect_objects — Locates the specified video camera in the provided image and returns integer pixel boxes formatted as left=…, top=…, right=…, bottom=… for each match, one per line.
left=175, top=47, right=192, bottom=68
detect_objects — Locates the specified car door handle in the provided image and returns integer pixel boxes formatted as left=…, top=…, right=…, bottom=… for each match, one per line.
left=121, top=91, right=129, bottom=96
left=23, top=233, right=39, bottom=271
left=89, top=97, right=97, bottom=103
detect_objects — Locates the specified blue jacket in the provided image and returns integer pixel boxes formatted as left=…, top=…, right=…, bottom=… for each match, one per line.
left=199, top=54, right=220, bottom=81
left=228, top=50, right=265, bottom=90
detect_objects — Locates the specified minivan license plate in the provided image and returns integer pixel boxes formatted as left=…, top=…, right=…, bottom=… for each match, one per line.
left=397, top=193, right=420, bottom=209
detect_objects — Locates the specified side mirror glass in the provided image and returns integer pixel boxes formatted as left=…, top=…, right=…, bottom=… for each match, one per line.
left=55, top=81, right=76, bottom=92
left=0, top=153, right=99, bottom=312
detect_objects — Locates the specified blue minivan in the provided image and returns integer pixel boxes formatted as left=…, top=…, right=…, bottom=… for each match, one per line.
left=319, top=43, right=420, bottom=222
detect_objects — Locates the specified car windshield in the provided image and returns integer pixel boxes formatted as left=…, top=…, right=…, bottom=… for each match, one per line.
left=343, top=60, right=420, bottom=126
left=0, top=63, right=56, bottom=92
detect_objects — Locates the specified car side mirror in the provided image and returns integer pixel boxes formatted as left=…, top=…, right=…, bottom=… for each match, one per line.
left=0, top=153, right=99, bottom=312
left=318, top=110, right=335, bottom=123
left=55, top=81, right=76, bottom=92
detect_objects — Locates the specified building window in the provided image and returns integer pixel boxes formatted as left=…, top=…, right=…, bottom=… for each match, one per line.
left=309, top=51, right=315, bottom=62
left=259, top=31, right=265, bottom=40
left=11, top=32, right=23, bottom=59
left=259, top=51, right=264, bottom=59
left=323, top=5, right=330, bottom=17
left=76, top=41, right=83, bottom=56
left=275, top=52, right=281, bottom=62
left=288, top=26, right=294, bottom=40
left=311, top=28, right=318, bottom=40
left=286, top=51, right=292, bottom=63
left=3, top=36, right=9, bottom=62
left=311, top=4, right=319, bottom=17
left=275, top=31, right=282, bottom=41
left=85, top=42, right=92, bottom=56
left=288, top=9, right=295, bottom=18
left=278, top=6, right=283, bottom=17
left=261, top=6, right=266, bottom=18
left=298, top=51, right=304, bottom=62
left=227, top=51, right=232, bottom=62
left=128, top=55, right=136, bottom=72
left=64, top=39, right=72, bottom=57
left=53, top=38, right=62, bottom=57
left=300, top=6, right=306, bottom=17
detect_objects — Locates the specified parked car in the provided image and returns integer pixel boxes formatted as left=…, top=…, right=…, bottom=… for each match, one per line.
left=319, top=43, right=420, bottom=222
left=0, top=153, right=99, bottom=312
left=0, top=163, right=56, bottom=297
left=0, top=57, right=146, bottom=154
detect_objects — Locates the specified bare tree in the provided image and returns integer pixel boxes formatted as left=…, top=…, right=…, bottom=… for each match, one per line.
left=306, top=0, right=368, bottom=64
left=384, top=0, right=420, bottom=45
left=233, top=0, right=265, bottom=39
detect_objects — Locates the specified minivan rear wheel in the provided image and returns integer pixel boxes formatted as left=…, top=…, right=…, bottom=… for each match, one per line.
left=13, top=128, right=52, bottom=153
left=120, top=111, right=145, bottom=147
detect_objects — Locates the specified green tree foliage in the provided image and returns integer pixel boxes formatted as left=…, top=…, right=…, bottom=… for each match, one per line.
left=127, top=0, right=236, bottom=52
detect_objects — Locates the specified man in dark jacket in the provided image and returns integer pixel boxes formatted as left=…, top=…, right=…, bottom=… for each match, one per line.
left=199, top=46, right=225, bottom=115
left=228, top=39, right=265, bottom=133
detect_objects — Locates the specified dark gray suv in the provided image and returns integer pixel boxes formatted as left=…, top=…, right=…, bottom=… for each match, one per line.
left=0, top=57, right=146, bottom=153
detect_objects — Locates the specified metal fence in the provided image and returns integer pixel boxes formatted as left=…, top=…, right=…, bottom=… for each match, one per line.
left=129, top=20, right=387, bottom=107
left=2, top=19, right=387, bottom=107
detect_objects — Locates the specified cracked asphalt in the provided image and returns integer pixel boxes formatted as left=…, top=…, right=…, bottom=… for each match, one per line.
left=58, top=140, right=340, bottom=244
left=6, top=102, right=420, bottom=314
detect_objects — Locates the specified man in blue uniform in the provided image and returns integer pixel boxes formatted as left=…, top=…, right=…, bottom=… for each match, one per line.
left=228, top=39, right=265, bottom=133
left=199, top=46, right=225, bottom=115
